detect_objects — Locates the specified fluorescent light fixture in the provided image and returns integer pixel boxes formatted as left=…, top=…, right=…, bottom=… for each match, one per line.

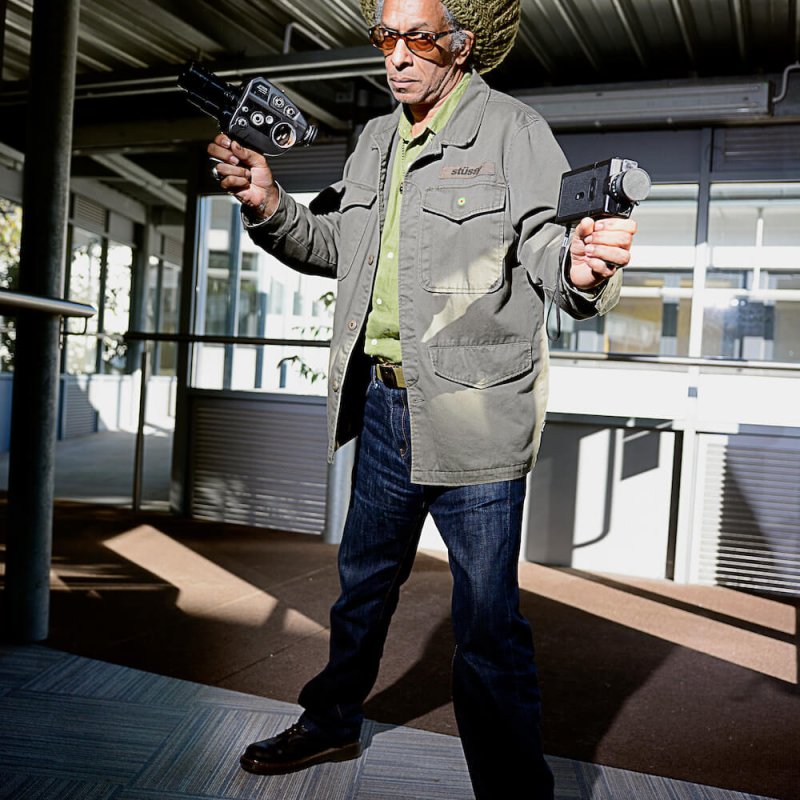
left=514, top=81, right=771, bottom=127
left=0, top=141, right=24, bottom=171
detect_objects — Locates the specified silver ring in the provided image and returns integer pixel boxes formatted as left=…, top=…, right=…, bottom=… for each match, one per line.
left=211, top=165, right=221, bottom=181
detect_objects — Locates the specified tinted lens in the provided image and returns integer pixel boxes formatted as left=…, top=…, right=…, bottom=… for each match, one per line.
left=369, top=27, right=396, bottom=52
left=405, top=34, right=436, bottom=53
left=369, top=27, right=437, bottom=54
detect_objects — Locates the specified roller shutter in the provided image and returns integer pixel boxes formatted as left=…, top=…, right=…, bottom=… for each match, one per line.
left=188, top=391, right=328, bottom=535
left=696, top=433, right=800, bottom=596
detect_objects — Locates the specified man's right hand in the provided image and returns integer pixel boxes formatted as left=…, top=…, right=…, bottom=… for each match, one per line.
left=206, top=134, right=280, bottom=221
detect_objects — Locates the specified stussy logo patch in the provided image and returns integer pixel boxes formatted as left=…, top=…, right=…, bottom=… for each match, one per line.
left=439, top=162, right=496, bottom=179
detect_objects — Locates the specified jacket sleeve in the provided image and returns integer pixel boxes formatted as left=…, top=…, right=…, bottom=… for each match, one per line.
left=243, top=149, right=364, bottom=279
left=507, top=115, right=621, bottom=320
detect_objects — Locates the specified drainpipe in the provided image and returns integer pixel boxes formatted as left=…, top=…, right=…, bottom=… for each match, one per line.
left=4, top=0, right=80, bottom=642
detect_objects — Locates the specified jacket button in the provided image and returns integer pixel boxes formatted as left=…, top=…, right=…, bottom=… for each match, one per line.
left=347, top=319, right=358, bottom=331
left=332, top=379, right=340, bottom=392
left=368, top=255, right=374, bottom=264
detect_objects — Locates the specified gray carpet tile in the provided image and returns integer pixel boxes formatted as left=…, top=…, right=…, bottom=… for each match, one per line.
left=0, top=644, right=70, bottom=689
left=356, top=723, right=473, bottom=800
left=0, top=691, right=185, bottom=783
left=0, top=772, right=121, bottom=800
left=548, top=757, right=584, bottom=799
left=570, top=762, right=775, bottom=800
left=21, top=653, right=204, bottom=707
left=119, top=793, right=242, bottom=800
left=193, top=684, right=299, bottom=714
left=0, top=646, right=783, bottom=800
left=132, top=705, right=365, bottom=800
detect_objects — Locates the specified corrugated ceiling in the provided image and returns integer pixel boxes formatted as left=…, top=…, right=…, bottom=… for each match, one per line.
left=3, top=0, right=798, bottom=85
left=1, top=0, right=798, bottom=209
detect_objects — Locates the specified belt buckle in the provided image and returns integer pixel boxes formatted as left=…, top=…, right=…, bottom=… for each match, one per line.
left=377, top=362, right=403, bottom=389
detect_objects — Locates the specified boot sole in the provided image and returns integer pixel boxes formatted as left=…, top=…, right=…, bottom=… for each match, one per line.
left=239, top=741, right=363, bottom=775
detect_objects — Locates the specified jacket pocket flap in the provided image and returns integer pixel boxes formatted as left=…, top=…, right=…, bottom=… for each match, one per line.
left=421, top=182, right=506, bottom=222
left=340, top=182, right=377, bottom=210
left=429, top=341, right=532, bottom=389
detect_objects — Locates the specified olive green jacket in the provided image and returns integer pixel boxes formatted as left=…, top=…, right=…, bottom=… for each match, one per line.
left=247, top=71, right=620, bottom=485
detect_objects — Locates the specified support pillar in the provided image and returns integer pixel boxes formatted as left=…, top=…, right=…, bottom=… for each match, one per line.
left=4, top=0, right=80, bottom=642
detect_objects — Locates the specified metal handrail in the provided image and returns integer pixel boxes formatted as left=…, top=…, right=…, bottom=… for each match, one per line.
left=549, top=350, right=800, bottom=372
left=0, top=289, right=95, bottom=318
left=125, top=330, right=800, bottom=373
left=124, top=331, right=330, bottom=348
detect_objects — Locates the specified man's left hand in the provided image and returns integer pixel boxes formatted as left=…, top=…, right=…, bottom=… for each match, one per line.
left=568, top=216, right=637, bottom=291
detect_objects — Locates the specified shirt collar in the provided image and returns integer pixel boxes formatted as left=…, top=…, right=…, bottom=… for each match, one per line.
left=398, top=71, right=472, bottom=143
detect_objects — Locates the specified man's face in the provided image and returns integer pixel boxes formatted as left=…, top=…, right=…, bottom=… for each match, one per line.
left=379, top=0, right=470, bottom=108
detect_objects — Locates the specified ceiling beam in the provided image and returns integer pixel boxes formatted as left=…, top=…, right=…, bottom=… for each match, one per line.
left=0, top=140, right=24, bottom=171
left=89, top=153, right=186, bottom=210
left=0, top=45, right=385, bottom=104
left=73, top=117, right=218, bottom=153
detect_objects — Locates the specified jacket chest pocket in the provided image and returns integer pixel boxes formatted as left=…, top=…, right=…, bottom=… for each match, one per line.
left=418, top=181, right=507, bottom=294
left=338, top=182, right=377, bottom=280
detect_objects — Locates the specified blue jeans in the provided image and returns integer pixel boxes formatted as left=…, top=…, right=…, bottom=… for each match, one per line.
left=299, top=371, right=554, bottom=799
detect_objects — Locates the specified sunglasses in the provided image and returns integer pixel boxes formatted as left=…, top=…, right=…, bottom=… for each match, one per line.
left=368, top=25, right=456, bottom=54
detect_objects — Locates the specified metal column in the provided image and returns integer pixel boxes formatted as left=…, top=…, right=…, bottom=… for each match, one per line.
left=4, top=0, right=80, bottom=642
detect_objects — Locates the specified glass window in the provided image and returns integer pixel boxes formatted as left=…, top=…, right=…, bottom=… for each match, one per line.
left=101, top=241, right=132, bottom=374
left=145, top=255, right=160, bottom=332
left=606, top=270, right=693, bottom=355
left=158, top=262, right=181, bottom=375
left=144, top=253, right=181, bottom=377
left=66, top=228, right=103, bottom=374
left=238, top=276, right=264, bottom=337
left=65, top=224, right=140, bottom=375
left=0, top=199, right=22, bottom=372
left=192, top=193, right=334, bottom=394
left=553, top=184, right=698, bottom=356
left=703, top=183, right=800, bottom=362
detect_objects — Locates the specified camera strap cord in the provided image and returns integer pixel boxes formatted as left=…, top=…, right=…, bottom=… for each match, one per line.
left=545, top=224, right=573, bottom=343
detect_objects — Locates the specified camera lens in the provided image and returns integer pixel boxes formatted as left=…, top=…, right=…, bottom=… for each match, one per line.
left=271, top=122, right=297, bottom=149
left=611, top=168, right=651, bottom=203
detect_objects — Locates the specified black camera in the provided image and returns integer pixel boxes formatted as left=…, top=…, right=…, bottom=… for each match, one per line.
left=178, top=62, right=317, bottom=157
left=555, top=157, right=651, bottom=225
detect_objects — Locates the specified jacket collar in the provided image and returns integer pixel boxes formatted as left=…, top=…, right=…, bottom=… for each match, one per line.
left=369, top=69, right=490, bottom=158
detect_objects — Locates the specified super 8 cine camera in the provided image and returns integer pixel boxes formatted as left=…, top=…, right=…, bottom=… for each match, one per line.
left=178, top=61, right=317, bottom=157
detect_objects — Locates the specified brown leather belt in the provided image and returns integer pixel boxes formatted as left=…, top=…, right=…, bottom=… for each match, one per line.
left=374, top=362, right=406, bottom=389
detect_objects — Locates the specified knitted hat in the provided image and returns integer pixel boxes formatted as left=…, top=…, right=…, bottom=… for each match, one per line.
left=360, top=0, right=521, bottom=74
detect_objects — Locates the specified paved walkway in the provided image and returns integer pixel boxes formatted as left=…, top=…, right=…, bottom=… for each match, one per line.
left=0, top=429, right=172, bottom=509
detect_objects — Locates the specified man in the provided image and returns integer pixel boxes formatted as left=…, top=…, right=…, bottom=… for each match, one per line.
left=208, top=0, right=636, bottom=797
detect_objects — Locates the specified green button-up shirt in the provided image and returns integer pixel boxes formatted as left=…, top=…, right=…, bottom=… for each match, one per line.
left=364, top=73, right=472, bottom=363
